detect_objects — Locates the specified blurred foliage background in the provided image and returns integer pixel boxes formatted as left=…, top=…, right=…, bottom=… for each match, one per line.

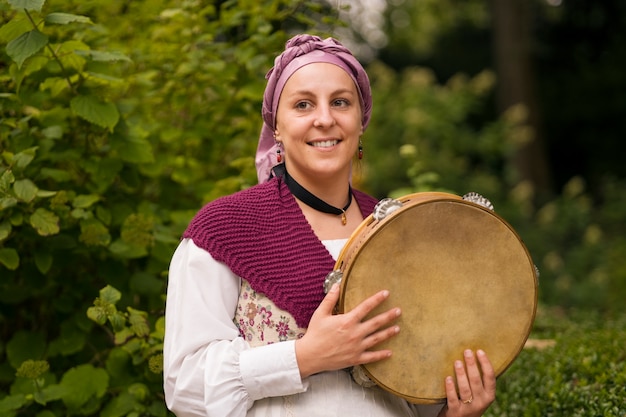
left=1, top=0, right=624, bottom=415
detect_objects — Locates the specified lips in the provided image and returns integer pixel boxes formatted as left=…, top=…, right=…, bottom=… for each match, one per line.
left=309, top=140, right=339, bottom=148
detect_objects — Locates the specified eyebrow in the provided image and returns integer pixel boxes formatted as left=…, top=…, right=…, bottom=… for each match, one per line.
left=286, top=88, right=356, bottom=97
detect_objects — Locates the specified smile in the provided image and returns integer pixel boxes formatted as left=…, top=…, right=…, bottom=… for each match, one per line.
left=309, top=140, right=339, bottom=148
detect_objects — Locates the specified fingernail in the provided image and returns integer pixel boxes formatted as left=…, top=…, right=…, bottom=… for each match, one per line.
left=477, top=349, right=485, bottom=356
left=382, top=290, right=389, bottom=297
left=331, top=283, right=339, bottom=292
left=395, top=308, right=402, bottom=317
left=394, top=325, right=400, bottom=333
left=455, top=360, right=463, bottom=368
left=464, top=349, right=473, bottom=357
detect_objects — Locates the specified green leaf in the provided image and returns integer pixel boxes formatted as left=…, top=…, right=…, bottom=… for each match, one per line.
left=0, top=197, right=18, bottom=210
left=86, top=306, right=107, bottom=325
left=36, top=189, right=57, bottom=198
left=34, top=250, right=53, bottom=274
left=29, top=208, right=60, bottom=236
left=76, top=49, right=131, bottom=62
left=6, top=331, right=46, bottom=368
left=0, top=221, right=11, bottom=242
left=6, top=30, right=48, bottom=69
left=109, top=239, right=148, bottom=259
left=12, top=147, right=38, bottom=169
left=70, top=95, right=119, bottom=131
left=99, top=285, right=122, bottom=304
left=60, top=364, right=109, bottom=410
left=85, top=72, right=124, bottom=85
left=56, top=40, right=89, bottom=72
left=48, top=321, right=87, bottom=356
left=0, top=16, right=31, bottom=43
left=40, top=77, right=71, bottom=97
left=0, top=169, right=16, bottom=192
left=79, top=218, right=111, bottom=247
left=0, top=247, right=20, bottom=270
left=73, top=194, right=100, bottom=208
left=127, top=307, right=150, bottom=337
left=40, top=168, right=72, bottom=181
left=40, top=383, right=66, bottom=404
left=45, top=12, right=93, bottom=25
left=0, top=393, right=27, bottom=413
left=41, top=125, right=63, bottom=139
left=7, top=0, right=45, bottom=12
left=109, top=312, right=127, bottom=334
left=13, top=178, right=38, bottom=202
left=100, top=391, right=137, bottom=417
left=111, top=136, right=154, bottom=164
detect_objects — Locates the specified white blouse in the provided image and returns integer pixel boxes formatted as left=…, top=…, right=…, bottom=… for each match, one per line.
left=163, top=238, right=444, bottom=417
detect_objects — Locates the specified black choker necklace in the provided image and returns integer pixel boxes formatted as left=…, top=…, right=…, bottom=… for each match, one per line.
left=284, top=170, right=352, bottom=225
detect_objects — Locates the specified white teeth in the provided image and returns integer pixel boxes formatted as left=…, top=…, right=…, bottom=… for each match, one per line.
left=311, top=140, right=338, bottom=148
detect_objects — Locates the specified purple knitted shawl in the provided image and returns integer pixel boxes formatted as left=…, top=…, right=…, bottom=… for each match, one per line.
left=183, top=176, right=378, bottom=328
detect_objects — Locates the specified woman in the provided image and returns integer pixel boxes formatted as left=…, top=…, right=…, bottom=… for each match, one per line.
left=164, top=34, right=496, bottom=417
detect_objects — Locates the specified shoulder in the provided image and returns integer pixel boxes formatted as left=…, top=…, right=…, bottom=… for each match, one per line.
left=198, top=179, right=279, bottom=216
left=353, top=188, right=379, bottom=217
left=183, top=179, right=281, bottom=239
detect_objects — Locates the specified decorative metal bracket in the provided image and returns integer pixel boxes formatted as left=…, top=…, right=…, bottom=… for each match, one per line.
left=462, top=192, right=494, bottom=211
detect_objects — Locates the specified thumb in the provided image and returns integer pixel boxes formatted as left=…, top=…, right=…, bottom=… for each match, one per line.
left=316, top=283, right=340, bottom=317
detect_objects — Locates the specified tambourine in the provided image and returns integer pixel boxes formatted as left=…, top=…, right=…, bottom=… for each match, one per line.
left=324, top=192, right=538, bottom=404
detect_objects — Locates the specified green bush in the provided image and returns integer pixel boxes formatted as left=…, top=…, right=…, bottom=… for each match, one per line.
left=0, top=0, right=342, bottom=415
left=486, top=307, right=626, bottom=417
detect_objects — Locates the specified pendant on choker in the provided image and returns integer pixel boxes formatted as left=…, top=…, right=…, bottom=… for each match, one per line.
left=284, top=170, right=352, bottom=226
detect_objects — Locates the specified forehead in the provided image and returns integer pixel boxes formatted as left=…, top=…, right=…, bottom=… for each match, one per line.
left=281, top=62, right=357, bottom=94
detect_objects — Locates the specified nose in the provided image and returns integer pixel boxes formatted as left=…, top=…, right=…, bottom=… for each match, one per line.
left=313, top=104, right=336, bottom=128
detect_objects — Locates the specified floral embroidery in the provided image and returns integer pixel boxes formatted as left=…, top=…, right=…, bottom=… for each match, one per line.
left=235, top=280, right=306, bottom=347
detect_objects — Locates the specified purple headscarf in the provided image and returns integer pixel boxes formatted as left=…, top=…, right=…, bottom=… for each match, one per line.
left=255, top=34, right=373, bottom=183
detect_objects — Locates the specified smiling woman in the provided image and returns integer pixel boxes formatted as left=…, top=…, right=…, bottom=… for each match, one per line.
left=163, top=34, right=497, bottom=417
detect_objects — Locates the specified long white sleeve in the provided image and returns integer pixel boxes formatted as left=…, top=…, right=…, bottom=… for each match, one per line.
left=163, top=239, right=308, bottom=417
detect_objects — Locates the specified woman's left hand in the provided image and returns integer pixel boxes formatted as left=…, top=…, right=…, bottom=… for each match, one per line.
left=438, top=349, right=496, bottom=417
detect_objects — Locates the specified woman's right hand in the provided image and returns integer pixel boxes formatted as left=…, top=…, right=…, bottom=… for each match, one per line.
left=294, top=283, right=402, bottom=379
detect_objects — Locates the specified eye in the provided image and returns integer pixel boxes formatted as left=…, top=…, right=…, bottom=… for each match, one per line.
left=295, top=101, right=312, bottom=110
left=332, top=98, right=350, bottom=107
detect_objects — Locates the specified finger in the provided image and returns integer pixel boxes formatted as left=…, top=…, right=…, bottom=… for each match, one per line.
left=361, top=307, right=401, bottom=339
left=463, top=349, right=484, bottom=388
left=454, top=357, right=473, bottom=402
left=356, top=348, right=393, bottom=365
left=350, top=289, right=390, bottom=322
left=477, top=349, right=497, bottom=395
left=444, top=375, right=460, bottom=407
left=362, top=321, right=400, bottom=349
left=315, top=283, right=340, bottom=317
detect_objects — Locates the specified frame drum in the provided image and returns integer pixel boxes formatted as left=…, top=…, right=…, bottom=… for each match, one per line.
left=330, top=192, right=538, bottom=404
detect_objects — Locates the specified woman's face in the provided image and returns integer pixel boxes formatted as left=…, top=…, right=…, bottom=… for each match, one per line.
left=275, top=62, right=363, bottom=184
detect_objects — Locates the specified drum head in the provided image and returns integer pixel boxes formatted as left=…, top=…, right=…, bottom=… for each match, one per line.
left=337, top=195, right=537, bottom=404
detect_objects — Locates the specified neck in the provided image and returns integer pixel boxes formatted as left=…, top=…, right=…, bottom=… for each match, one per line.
left=283, top=168, right=352, bottom=225
left=283, top=166, right=351, bottom=208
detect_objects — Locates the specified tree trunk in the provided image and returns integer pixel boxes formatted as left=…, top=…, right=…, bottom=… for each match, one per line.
left=491, top=0, right=553, bottom=199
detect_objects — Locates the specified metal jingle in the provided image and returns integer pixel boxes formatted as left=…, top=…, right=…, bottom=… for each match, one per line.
left=462, top=192, right=494, bottom=211
left=323, top=270, right=343, bottom=293
left=373, top=197, right=403, bottom=221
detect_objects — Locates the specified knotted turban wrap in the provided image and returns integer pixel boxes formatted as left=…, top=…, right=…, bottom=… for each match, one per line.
left=255, top=34, right=373, bottom=183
